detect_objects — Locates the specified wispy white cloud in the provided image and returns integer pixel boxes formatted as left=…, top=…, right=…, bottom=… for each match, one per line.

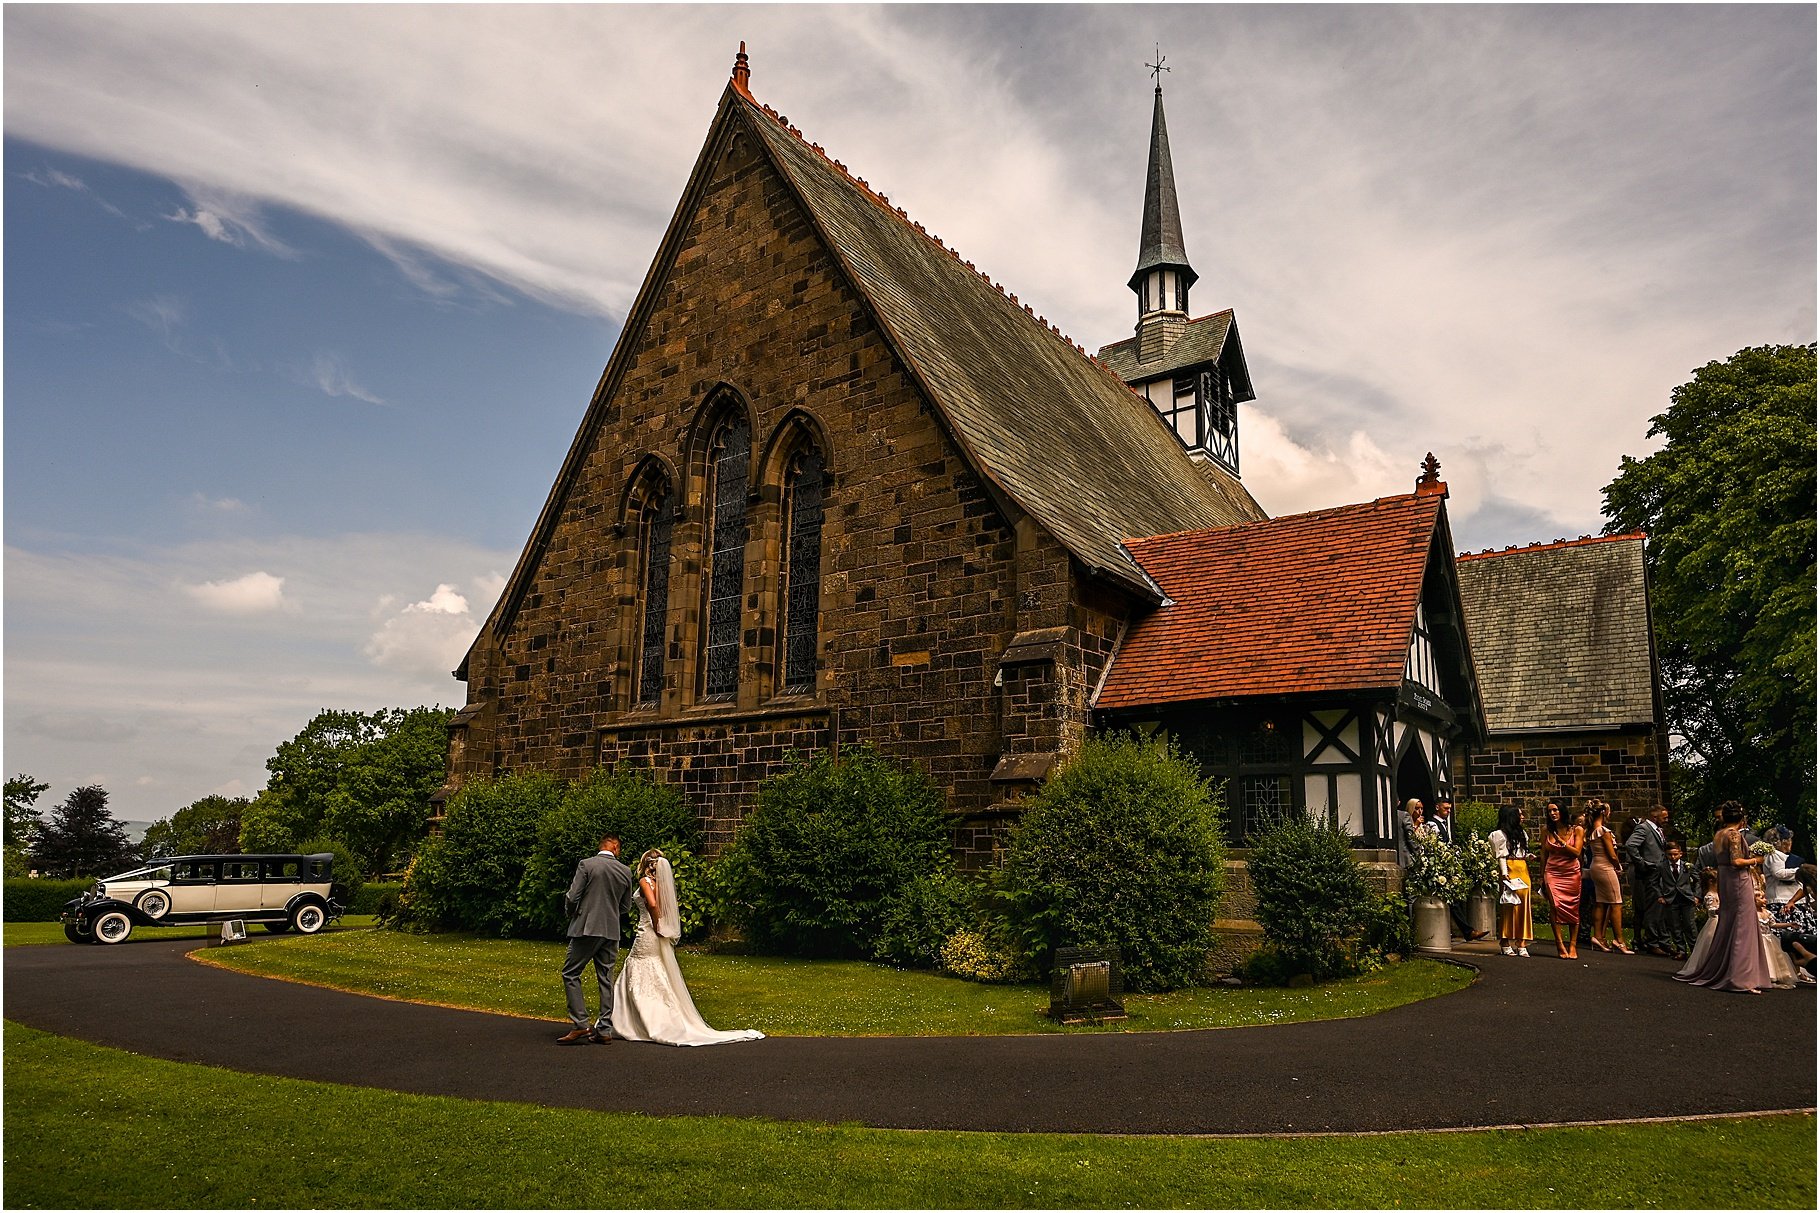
left=183, top=570, right=289, bottom=615
left=287, top=351, right=387, bottom=406
left=187, top=492, right=249, bottom=515
left=17, top=163, right=137, bottom=223
left=123, top=293, right=235, bottom=370
left=164, top=185, right=299, bottom=258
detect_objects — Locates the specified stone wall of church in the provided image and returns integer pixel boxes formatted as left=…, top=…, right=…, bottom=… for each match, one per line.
left=454, top=118, right=1136, bottom=845
left=1452, top=729, right=1667, bottom=820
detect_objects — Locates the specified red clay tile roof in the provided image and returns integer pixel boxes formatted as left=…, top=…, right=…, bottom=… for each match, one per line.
left=1097, top=493, right=1444, bottom=710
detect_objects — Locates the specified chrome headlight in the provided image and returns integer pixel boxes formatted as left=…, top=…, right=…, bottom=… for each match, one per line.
left=93, top=884, right=107, bottom=899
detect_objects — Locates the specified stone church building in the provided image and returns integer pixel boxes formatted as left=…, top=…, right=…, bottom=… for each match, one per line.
left=441, top=50, right=1661, bottom=858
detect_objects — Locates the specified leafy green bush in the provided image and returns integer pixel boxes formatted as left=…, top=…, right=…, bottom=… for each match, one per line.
left=937, top=925, right=1034, bottom=984
left=998, top=733, right=1226, bottom=993
left=1361, top=890, right=1414, bottom=959
left=514, top=768, right=699, bottom=937
left=296, top=837, right=365, bottom=911
left=717, top=747, right=949, bottom=958
left=1247, top=810, right=1372, bottom=981
left=1454, top=801, right=1498, bottom=839
left=3, top=878, right=94, bottom=921
left=401, top=772, right=563, bottom=934
left=873, top=870, right=979, bottom=969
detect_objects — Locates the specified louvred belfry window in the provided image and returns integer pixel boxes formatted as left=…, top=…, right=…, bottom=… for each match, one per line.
left=703, top=416, right=750, bottom=698
left=635, top=491, right=673, bottom=705
left=780, top=449, right=825, bottom=691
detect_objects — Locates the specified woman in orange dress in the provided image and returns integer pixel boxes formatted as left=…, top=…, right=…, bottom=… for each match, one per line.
left=1490, top=804, right=1535, bottom=957
left=1584, top=802, right=1631, bottom=953
left=1540, top=801, right=1584, bottom=959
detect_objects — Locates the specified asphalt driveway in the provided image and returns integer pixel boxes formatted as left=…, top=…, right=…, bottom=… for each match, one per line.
left=4, top=936, right=1812, bottom=1135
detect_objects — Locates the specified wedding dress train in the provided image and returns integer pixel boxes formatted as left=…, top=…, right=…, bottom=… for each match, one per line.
left=610, top=857, right=764, bottom=1046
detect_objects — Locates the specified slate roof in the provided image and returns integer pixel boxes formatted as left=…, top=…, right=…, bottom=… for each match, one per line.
left=1096, top=492, right=1445, bottom=710
left=1096, top=310, right=1241, bottom=384
left=743, top=91, right=1266, bottom=597
left=1454, top=534, right=1657, bottom=732
left=1132, top=86, right=1195, bottom=288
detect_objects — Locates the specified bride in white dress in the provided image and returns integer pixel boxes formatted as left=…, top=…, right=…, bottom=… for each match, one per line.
left=611, top=851, right=764, bottom=1046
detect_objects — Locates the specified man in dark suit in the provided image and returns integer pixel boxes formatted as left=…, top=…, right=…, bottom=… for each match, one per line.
left=1430, top=799, right=1488, bottom=941
left=557, top=832, right=639, bottom=1045
left=1624, top=804, right=1671, bottom=955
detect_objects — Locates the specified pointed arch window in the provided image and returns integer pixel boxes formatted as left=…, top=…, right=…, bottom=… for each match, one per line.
left=702, top=415, right=751, bottom=698
left=634, top=489, right=674, bottom=705
left=780, top=448, right=826, bottom=692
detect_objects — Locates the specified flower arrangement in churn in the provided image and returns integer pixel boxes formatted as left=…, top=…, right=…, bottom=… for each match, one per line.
left=1459, top=833, right=1500, bottom=897
left=1403, top=830, right=1466, bottom=902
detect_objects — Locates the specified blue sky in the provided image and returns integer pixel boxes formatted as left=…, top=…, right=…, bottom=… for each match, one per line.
left=4, top=4, right=1814, bottom=825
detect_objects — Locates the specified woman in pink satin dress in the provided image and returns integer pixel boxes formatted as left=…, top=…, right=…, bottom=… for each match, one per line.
left=1676, top=801, right=1771, bottom=994
left=1540, top=801, right=1584, bottom=960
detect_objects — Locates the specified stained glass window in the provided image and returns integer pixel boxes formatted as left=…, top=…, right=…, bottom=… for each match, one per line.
left=703, top=416, right=750, bottom=698
left=636, top=491, right=673, bottom=705
left=781, top=449, right=825, bottom=691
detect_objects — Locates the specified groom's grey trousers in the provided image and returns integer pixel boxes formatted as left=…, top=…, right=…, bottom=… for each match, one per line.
left=562, top=935, right=618, bottom=1030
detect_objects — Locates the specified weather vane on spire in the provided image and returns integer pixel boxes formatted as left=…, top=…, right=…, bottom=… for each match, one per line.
left=1146, top=46, right=1169, bottom=90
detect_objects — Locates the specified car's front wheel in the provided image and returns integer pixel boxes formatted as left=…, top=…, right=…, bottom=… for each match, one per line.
left=92, top=909, right=133, bottom=945
left=290, top=903, right=326, bottom=935
left=135, top=889, right=171, bottom=920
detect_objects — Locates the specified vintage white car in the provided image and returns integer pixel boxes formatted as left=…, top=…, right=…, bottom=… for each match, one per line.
left=60, top=853, right=340, bottom=944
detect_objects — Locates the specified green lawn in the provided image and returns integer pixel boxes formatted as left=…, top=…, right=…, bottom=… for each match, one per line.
left=4, top=1022, right=1809, bottom=1209
left=188, top=927, right=1471, bottom=1035
left=3, top=916, right=377, bottom=946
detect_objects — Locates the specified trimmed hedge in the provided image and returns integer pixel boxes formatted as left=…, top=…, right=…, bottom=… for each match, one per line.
left=5, top=879, right=95, bottom=922
left=350, top=882, right=403, bottom=917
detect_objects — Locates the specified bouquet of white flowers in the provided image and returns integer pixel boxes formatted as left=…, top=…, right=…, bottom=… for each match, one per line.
left=1460, top=834, right=1501, bottom=896
left=1403, top=830, right=1466, bottom=902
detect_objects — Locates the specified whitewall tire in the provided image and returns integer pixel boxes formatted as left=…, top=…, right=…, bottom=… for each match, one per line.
left=135, top=889, right=171, bottom=920
left=92, top=910, right=134, bottom=945
left=290, top=903, right=326, bottom=935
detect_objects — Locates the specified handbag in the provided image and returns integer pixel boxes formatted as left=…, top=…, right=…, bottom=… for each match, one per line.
left=1499, top=887, right=1523, bottom=906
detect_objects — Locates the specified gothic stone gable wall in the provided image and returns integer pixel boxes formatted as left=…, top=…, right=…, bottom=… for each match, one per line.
left=457, top=118, right=1120, bottom=848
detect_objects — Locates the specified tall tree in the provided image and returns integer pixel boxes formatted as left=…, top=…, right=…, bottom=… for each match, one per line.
left=241, top=707, right=454, bottom=872
left=1603, top=343, right=1816, bottom=841
left=141, top=795, right=248, bottom=858
left=32, top=785, right=135, bottom=878
left=5, top=774, right=50, bottom=877
left=5, top=774, right=49, bottom=848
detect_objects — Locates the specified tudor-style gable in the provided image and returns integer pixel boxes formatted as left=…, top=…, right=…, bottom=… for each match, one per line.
left=1094, top=463, right=1485, bottom=846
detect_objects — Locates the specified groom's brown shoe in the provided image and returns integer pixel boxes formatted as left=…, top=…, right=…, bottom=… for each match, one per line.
left=588, top=1028, right=612, bottom=1044
left=556, top=1028, right=594, bottom=1045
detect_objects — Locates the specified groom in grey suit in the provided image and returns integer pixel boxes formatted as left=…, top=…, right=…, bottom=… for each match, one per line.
left=557, top=833, right=639, bottom=1045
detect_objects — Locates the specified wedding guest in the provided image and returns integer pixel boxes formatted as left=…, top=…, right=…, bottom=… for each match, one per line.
left=1762, top=826, right=1800, bottom=908
left=1676, top=801, right=1771, bottom=994
left=1489, top=804, right=1534, bottom=958
left=1584, top=802, right=1632, bottom=953
left=1429, top=799, right=1488, bottom=941
left=1652, top=838, right=1699, bottom=959
left=1770, top=866, right=1816, bottom=983
left=1396, top=799, right=1431, bottom=869
left=1540, top=801, right=1584, bottom=960
left=1624, top=804, right=1671, bottom=955
left=1754, top=891, right=1798, bottom=988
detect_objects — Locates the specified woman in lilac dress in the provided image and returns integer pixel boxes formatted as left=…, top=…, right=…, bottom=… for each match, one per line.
left=1676, top=801, right=1771, bottom=994
left=1540, top=801, right=1584, bottom=960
